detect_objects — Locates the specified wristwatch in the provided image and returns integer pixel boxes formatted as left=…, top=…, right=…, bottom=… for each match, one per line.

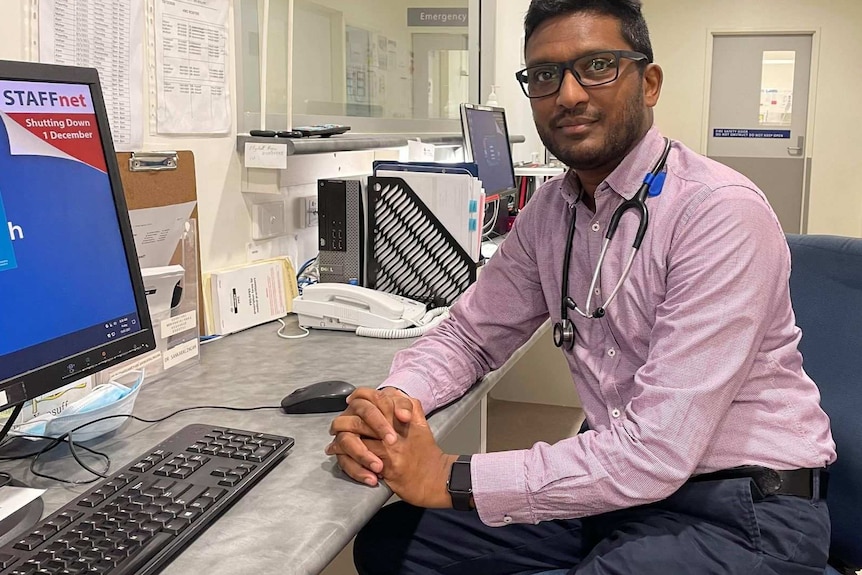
left=447, top=455, right=473, bottom=511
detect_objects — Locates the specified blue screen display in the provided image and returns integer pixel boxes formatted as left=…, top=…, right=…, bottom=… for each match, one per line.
left=465, top=107, right=516, bottom=196
left=0, top=79, right=141, bottom=382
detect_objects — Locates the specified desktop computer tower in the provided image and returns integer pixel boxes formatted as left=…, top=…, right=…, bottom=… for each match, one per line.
left=317, top=179, right=365, bottom=285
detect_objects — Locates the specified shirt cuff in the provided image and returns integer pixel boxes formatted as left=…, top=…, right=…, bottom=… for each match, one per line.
left=377, top=371, right=439, bottom=415
left=471, top=450, right=533, bottom=526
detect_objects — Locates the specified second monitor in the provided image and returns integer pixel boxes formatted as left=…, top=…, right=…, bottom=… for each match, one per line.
left=460, top=103, right=518, bottom=200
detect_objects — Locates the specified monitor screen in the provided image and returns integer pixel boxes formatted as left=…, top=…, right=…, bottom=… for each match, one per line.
left=0, top=60, right=154, bottom=409
left=460, top=103, right=517, bottom=198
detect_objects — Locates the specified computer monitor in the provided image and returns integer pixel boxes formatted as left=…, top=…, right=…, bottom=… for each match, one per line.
left=460, top=103, right=517, bottom=199
left=0, top=60, right=155, bottom=413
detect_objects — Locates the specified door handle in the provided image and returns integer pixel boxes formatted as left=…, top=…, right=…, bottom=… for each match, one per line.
left=787, top=135, right=804, bottom=156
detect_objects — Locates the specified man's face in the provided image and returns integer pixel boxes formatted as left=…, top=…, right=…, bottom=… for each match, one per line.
left=525, top=12, right=656, bottom=171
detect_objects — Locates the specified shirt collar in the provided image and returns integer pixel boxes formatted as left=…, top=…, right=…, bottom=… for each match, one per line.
left=604, top=126, right=667, bottom=201
left=558, top=126, right=668, bottom=204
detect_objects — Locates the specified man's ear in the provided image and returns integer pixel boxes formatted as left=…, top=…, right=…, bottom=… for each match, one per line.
left=643, top=63, right=663, bottom=108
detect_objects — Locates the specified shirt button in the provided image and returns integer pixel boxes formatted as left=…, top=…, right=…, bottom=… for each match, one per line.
left=591, top=222, right=600, bottom=232
left=611, top=408, right=621, bottom=418
left=607, top=348, right=616, bottom=357
left=594, top=287, right=601, bottom=295
left=503, top=515, right=513, bottom=524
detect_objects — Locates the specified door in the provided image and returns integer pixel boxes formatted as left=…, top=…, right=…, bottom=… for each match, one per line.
left=412, top=33, right=469, bottom=119
left=707, top=34, right=813, bottom=233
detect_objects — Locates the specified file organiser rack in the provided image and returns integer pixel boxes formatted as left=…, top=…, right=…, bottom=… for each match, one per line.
left=366, top=177, right=477, bottom=307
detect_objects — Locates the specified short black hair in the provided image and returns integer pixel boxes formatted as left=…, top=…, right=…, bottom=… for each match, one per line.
left=524, top=0, right=654, bottom=63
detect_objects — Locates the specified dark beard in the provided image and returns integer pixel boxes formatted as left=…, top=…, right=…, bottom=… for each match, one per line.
left=537, top=89, right=646, bottom=171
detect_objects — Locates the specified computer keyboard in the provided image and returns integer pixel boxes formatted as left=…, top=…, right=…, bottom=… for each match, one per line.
left=0, top=424, right=294, bottom=575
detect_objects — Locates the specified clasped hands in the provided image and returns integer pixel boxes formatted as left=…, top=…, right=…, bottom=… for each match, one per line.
left=325, top=387, right=457, bottom=509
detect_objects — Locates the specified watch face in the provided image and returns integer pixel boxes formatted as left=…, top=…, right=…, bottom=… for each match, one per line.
left=448, top=459, right=472, bottom=493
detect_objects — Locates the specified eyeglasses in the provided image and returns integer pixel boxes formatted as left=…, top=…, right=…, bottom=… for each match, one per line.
left=515, top=50, right=649, bottom=99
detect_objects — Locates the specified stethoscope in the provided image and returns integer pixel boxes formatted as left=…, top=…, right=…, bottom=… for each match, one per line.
left=553, top=137, right=673, bottom=350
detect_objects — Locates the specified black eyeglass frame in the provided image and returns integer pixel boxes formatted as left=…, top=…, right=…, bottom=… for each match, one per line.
left=515, top=50, right=649, bottom=99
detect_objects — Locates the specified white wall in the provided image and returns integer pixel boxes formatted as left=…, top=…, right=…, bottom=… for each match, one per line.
left=493, top=3, right=544, bottom=164
left=493, top=0, right=862, bottom=236
left=0, top=0, right=29, bottom=62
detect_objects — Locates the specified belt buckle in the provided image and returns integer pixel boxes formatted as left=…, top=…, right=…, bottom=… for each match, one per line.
left=751, top=467, right=782, bottom=497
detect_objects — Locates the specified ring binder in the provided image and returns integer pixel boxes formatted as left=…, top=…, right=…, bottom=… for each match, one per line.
left=366, top=177, right=477, bottom=307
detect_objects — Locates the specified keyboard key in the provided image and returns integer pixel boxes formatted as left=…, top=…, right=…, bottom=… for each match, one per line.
left=146, top=477, right=171, bottom=490
left=210, top=467, right=230, bottom=477
left=66, top=560, right=90, bottom=575
left=30, top=552, right=52, bottom=566
left=163, top=519, right=189, bottom=535
left=232, top=449, right=251, bottom=460
left=176, top=509, right=200, bottom=522
left=14, top=535, right=44, bottom=551
left=128, top=531, right=152, bottom=544
left=201, top=487, right=226, bottom=501
left=174, top=485, right=207, bottom=507
left=168, top=467, right=194, bottom=479
left=217, top=475, right=241, bottom=487
left=162, top=482, right=191, bottom=501
left=130, top=462, right=152, bottom=473
left=189, top=497, right=213, bottom=511
left=153, top=465, right=175, bottom=477
left=10, top=561, right=38, bottom=575
left=152, top=512, right=174, bottom=525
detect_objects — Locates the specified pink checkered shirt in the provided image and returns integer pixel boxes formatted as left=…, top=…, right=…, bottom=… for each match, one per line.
left=381, top=127, right=836, bottom=527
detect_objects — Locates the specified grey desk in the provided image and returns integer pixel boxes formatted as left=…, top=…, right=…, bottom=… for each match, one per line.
left=0, top=319, right=546, bottom=574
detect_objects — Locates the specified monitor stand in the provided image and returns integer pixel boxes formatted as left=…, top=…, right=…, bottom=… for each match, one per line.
left=0, top=478, right=44, bottom=547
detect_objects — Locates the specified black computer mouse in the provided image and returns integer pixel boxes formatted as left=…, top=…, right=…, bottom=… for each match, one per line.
left=280, top=380, right=357, bottom=414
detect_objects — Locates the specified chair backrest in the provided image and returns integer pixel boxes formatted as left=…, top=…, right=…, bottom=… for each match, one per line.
left=786, top=234, right=862, bottom=570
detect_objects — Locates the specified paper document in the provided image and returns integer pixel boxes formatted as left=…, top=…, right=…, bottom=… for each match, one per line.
left=128, top=201, right=196, bottom=268
left=0, top=487, right=45, bottom=523
left=154, top=0, right=231, bottom=134
left=39, top=0, right=145, bottom=151
left=377, top=170, right=483, bottom=262
left=208, top=259, right=293, bottom=335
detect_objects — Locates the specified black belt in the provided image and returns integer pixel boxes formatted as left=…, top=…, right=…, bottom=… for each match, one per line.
left=689, top=466, right=828, bottom=500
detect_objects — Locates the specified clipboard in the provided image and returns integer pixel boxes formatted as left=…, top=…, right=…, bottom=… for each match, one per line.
left=115, top=150, right=205, bottom=332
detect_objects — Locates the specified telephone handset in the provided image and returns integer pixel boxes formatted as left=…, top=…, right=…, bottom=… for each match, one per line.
left=292, top=283, right=449, bottom=338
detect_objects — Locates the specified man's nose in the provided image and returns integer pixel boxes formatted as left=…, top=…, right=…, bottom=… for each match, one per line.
left=556, top=69, right=590, bottom=109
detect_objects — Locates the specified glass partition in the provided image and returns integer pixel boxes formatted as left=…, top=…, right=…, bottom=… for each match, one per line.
left=236, top=0, right=475, bottom=134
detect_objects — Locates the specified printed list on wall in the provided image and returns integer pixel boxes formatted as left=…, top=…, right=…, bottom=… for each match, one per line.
left=154, top=0, right=231, bottom=134
left=39, top=0, right=145, bottom=151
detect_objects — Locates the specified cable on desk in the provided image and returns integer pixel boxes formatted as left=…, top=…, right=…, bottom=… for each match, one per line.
left=277, top=317, right=310, bottom=339
left=0, top=403, right=282, bottom=485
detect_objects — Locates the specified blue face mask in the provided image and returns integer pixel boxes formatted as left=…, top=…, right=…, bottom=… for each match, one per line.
left=13, top=370, right=145, bottom=440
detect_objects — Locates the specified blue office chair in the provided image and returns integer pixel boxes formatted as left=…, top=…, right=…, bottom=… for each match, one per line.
left=532, top=235, right=862, bottom=575
left=786, top=233, right=862, bottom=575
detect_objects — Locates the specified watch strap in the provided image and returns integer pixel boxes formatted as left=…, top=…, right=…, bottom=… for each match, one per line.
left=447, top=454, right=472, bottom=511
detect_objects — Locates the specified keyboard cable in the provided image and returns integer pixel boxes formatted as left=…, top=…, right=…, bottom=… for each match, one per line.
left=0, top=403, right=282, bottom=485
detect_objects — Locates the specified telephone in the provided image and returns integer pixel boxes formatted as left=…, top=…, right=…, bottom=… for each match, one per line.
left=292, top=283, right=449, bottom=339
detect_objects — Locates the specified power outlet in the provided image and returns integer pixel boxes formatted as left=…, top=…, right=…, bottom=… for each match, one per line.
left=251, top=200, right=286, bottom=240
left=303, top=196, right=319, bottom=228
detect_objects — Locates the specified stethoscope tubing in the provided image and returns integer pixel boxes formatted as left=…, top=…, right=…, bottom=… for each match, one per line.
left=553, top=137, right=672, bottom=348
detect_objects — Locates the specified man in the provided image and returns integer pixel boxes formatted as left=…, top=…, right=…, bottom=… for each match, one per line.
left=326, top=1, right=836, bottom=573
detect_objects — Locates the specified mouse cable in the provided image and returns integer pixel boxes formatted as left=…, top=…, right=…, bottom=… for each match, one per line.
left=277, top=318, right=310, bottom=339
left=0, top=403, right=282, bottom=485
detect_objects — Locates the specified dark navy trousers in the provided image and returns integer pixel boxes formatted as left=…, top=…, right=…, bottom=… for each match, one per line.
left=354, top=478, right=830, bottom=574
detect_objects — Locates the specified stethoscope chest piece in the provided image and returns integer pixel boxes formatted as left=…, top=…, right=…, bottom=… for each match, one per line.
left=553, top=318, right=575, bottom=350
